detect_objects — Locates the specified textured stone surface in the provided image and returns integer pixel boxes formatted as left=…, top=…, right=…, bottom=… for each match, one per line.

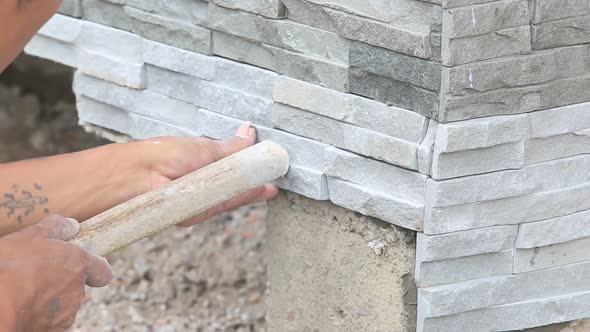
left=83, top=0, right=212, bottom=54
left=304, top=0, right=441, bottom=29
left=445, top=45, right=590, bottom=96
left=256, top=128, right=328, bottom=171
left=350, top=69, right=439, bottom=118
left=272, top=104, right=419, bottom=169
left=441, top=74, right=590, bottom=121
left=273, top=77, right=428, bottom=142
left=211, top=0, right=285, bottom=17
left=431, top=140, right=525, bottom=179
left=419, top=261, right=590, bottom=318
left=26, top=16, right=147, bottom=88
left=143, top=41, right=217, bottom=81
left=420, top=291, right=590, bottom=332
left=122, top=0, right=210, bottom=26
left=146, top=65, right=274, bottom=126
left=350, top=42, right=441, bottom=91
left=416, top=226, right=517, bottom=262
left=267, top=192, right=416, bottom=332
left=435, top=114, right=528, bottom=152
left=430, top=32, right=442, bottom=62
left=327, top=178, right=424, bottom=230
left=442, top=0, right=529, bottom=38
left=25, top=35, right=79, bottom=69
left=212, top=32, right=349, bottom=92
left=282, top=0, right=432, bottom=58
left=77, top=50, right=145, bottom=89
left=426, top=182, right=590, bottom=234
left=209, top=4, right=349, bottom=64
left=442, top=25, right=531, bottom=66
left=516, top=209, right=590, bottom=249
left=77, top=20, right=145, bottom=62
left=36, top=12, right=84, bottom=42
left=416, top=250, right=513, bottom=287
left=514, top=237, right=590, bottom=273
left=74, top=72, right=199, bottom=128
left=529, top=102, right=590, bottom=138
left=417, top=120, right=437, bottom=175
left=324, top=147, right=427, bottom=202
left=531, top=0, right=590, bottom=23
left=442, top=0, right=499, bottom=8
left=426, top=155, right=590, bottom=207
left=274, top=165, right=329, bottom=200
left=525, top=130, right=590, bottom=164
left=532, top=15, right=590, bottom=50
left=76, top=95, right=194, bottom=139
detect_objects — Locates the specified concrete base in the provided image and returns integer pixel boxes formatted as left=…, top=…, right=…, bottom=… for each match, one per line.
left=265, top=191, right=417, bottom=332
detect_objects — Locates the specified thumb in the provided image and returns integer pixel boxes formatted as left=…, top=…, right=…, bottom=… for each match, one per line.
left=34, top=215, right=80, bottom=241
left=205, top=122, right=257, bottom=162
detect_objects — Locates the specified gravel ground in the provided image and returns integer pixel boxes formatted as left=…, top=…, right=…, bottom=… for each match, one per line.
left=0, top=55, right=268, bottom=332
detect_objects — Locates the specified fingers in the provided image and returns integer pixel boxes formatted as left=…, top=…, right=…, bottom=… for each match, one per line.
left=84, top=254, right=113, bottom=287
left=203, top=122, right=257, bottom=162
left=178, top=183, right=279, bottom=227
left=35, top=215, right=113, bottom=287
left=33, top=215, right=80, bottom=241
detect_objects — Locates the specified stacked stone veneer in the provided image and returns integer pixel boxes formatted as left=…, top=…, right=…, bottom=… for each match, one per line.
left=25, top=0, right=590, bottom=330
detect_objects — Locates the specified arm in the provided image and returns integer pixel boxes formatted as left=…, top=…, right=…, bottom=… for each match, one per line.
left=0, top=143, right=146, bottom=235
left=0, top=0, right=63, bottom=72
left=0, top=123, right=278, bottom=236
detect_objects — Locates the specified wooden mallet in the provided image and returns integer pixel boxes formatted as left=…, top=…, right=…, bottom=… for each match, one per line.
left=71, top=141, right=290, bottom=256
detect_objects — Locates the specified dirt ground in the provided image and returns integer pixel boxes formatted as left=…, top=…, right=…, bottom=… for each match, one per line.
left=0, top=55, right=267, bottom=332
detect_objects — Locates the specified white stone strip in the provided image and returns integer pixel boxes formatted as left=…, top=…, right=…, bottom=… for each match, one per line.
left=425, top=182, right=590, bottom=234
left=419, top=290, right=590, bottom=332
left=416, top=250, right=513, bottom=287
left=418, top=261, right=590, bottom=319
left=274, top=76, right=428, bottom=143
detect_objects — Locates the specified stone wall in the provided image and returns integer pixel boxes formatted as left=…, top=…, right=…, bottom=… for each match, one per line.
left=25, top=0, right=590, bottom=330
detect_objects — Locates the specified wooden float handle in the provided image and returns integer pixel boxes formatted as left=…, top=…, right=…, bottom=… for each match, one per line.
left=72, top=141, right=290, bottom=256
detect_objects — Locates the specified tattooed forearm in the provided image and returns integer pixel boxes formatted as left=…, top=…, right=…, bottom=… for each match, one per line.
left=1, top=183, right=49, bottom=224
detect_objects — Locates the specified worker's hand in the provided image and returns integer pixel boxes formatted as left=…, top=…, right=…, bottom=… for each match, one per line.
left=0, top=215, right=112, bottom=332
left=129, top=122, right=279, bottom=227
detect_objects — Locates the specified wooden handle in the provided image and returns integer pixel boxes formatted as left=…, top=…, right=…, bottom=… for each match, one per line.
left=72, top=141, right=290, bottom=256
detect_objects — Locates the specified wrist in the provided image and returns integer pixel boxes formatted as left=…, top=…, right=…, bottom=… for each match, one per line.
left=92, top=142, right=152, bottom=202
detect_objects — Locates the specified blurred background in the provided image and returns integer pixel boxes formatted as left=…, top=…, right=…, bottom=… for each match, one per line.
left=0, top=54, right=267, bottom=332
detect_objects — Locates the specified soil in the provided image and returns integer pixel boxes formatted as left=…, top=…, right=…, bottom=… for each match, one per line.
left=0, top=55, right=267, bottom=332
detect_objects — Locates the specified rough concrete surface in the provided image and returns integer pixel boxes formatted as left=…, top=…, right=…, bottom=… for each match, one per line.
left=266, top=192, right=417, bottom=332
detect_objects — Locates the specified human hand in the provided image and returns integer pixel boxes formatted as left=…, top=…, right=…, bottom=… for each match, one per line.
left=124, top=122, right=279, bottom=227
left=0, top=215, right=112, bottom=332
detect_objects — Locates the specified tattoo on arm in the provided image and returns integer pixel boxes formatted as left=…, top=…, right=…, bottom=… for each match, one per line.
left=1, top=183, right=49, bottom=224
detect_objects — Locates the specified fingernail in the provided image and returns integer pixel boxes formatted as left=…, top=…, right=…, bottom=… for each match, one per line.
left=66, top=218, right=80, bottom=233
left=236, top=122, right=252, bottom=139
